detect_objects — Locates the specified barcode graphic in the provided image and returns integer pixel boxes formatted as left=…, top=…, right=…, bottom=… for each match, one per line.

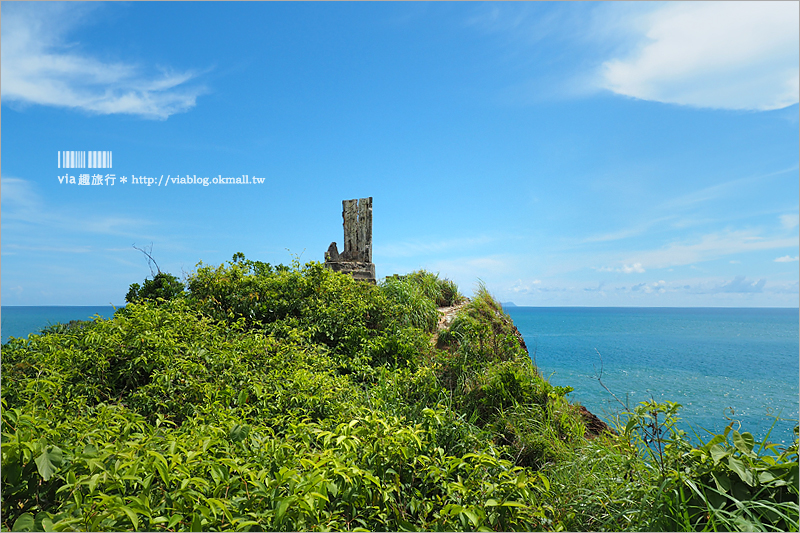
left=58, top=151, right=113, bottom=169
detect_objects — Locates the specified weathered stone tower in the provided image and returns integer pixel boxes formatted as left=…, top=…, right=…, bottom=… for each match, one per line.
left=324, top=197, right=375, bottom=283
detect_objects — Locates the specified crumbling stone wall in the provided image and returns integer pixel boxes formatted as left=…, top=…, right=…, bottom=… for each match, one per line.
left=324, top=197, right=376, bottom=283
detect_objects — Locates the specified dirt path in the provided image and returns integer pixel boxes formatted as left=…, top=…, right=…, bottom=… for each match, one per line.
left=436, top=300, right=470, bottom=331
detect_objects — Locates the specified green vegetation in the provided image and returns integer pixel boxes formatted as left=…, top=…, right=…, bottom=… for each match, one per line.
left=3, top=256, right=797, bottom=531
left=125, top=272, right=185, bottom=304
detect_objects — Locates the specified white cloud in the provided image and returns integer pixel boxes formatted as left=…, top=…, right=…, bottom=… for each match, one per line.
left=620, top=262, right=645, bottom=274
left=678, top=275, right=769, bottom=294
left=625, top=229, right=798, bottom=269
left=714, top=276, right=766, bottom=293
left=511, top=278, right=541, bottom=293
left=631, top=280, right=666, bottom=294
left=600, top=2, right=799, bottom=110
left=1, top=3, right=206, bottom=120
left=774, top=255, right=799, bottom=263
left=780, top=213, right=800, bottom=229
left=595, top=262, right=646, bottom=274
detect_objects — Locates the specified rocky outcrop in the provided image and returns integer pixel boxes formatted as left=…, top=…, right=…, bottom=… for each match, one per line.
left=325, top=198, right=376, bottom=283
left=578, top=405, right=617, bottom=438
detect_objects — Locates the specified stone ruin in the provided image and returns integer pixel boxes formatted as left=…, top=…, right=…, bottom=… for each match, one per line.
left=324, top=197, right=376, bottom=283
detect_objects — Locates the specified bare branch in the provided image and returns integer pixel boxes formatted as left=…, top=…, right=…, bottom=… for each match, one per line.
left=132, top=243, right=161, bottom=277
left=592, top=348, right=629, bottom=411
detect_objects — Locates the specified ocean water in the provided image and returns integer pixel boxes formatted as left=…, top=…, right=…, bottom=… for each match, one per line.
left=2, top=306, right=119, bottom=344
left=505, top=307, right=799, bottom=445
left=3, top=305, right=798, bottom=445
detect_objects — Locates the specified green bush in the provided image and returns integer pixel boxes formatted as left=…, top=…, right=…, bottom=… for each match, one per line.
left=126, top=272, right=185, bottom=304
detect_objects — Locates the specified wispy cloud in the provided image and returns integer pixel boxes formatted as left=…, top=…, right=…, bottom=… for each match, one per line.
left=375, top=235, right=496, bottom=258
left=401, top=254, right=518, bottom=294
left=712, top=276, right=766, bottom=294
left=0, top=177, right=41, bottom=216
left=1, top=176, right=153, bottom=237
left=780, top=213, right=800, bottom=229
left=624, top=229, right=798, bottom=269
left=583, top=216, right=674, bottom=243
left=1, top=3, right=207, bottom=120
left=511, top=279, right=541, bottom=293
left=4, top=244, right=93, bottom=254
left=662, top=166, right=799, bottom=210
left=599, top=2, right=799, bottom=111
left=595, top=262, right=646, bottom=274
left=775, top=255, right=799, bottom=263
left=631, top=280, right=666, bottom=294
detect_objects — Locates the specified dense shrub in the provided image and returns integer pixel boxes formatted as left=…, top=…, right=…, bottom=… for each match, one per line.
left=2, top=255, right=797, bottom=532
left=126, top=272, right=185, bottom=304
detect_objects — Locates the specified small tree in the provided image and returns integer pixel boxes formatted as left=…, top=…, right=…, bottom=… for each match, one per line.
left=126, top=272, right=185, bottom=303
left=126, top=244, right=185, bottom=303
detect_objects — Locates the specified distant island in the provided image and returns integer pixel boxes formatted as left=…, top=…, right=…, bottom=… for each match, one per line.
left=501, top=301, right=518, bottom=307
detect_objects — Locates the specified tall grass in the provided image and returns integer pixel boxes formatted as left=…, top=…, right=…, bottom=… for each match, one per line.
left=379, top=275, right=440, bottom=331
left=543, top=400, right=799, bottom=531
left=384, top=270, right=464, bottom=308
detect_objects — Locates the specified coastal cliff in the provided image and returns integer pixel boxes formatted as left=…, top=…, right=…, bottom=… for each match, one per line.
left=436, top=297, right=614, bottom=439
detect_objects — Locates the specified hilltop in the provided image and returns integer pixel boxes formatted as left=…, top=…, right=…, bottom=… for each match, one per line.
left=2, top=256, right=797, bottom=531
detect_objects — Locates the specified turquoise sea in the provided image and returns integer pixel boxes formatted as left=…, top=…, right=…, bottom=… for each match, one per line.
left=505, top=307, right=799, bottom=445
left=2, top=306, right=118, bottom=344
left=3, top=305, right=798, bottom=444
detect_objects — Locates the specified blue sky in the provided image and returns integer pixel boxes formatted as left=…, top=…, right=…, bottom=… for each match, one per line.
left=2, top=1, right=798, bottom=307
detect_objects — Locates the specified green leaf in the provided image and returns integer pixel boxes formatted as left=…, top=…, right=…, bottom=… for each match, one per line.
left=82, top=444, right=98, bottom=457
left=706, top=490, right=727, bottom=510
left=731, top=481, right=752, bottom=501
left=237, top=390, right=248, bottom=406
left=710, top=443, right=729, bottom=465
left=275, top=497, right=294, bottom=525
left=705, top=434, right=726, bottom=449
left=732, top=431, right=755, bottom=455
left=461, top=509, right=480, bottom=527
left=758, top=470, right=776, bottom=484
left=538, top=472, right=551, bottom=492
left=167, top=514, right=184, bottom=528
left=35, top=446, right=63, bottom=481
left=728, top=456, right=754, bottom=486
left=500, top=501, right=527, bottom=508
left=364, top=472, right=381, bottom=487
left=12, top=513, right=35, bottom=532
left=191, top=513, right=203, bottom=532
left=34, top=513, right=54, bottom=532
left=229, top=424, right=250, bottom=443
left=88, top=473, right=101, bottom=493
left=119, top=506, right=139, bottom=531
left=711, top=471, right=731, bottom=492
